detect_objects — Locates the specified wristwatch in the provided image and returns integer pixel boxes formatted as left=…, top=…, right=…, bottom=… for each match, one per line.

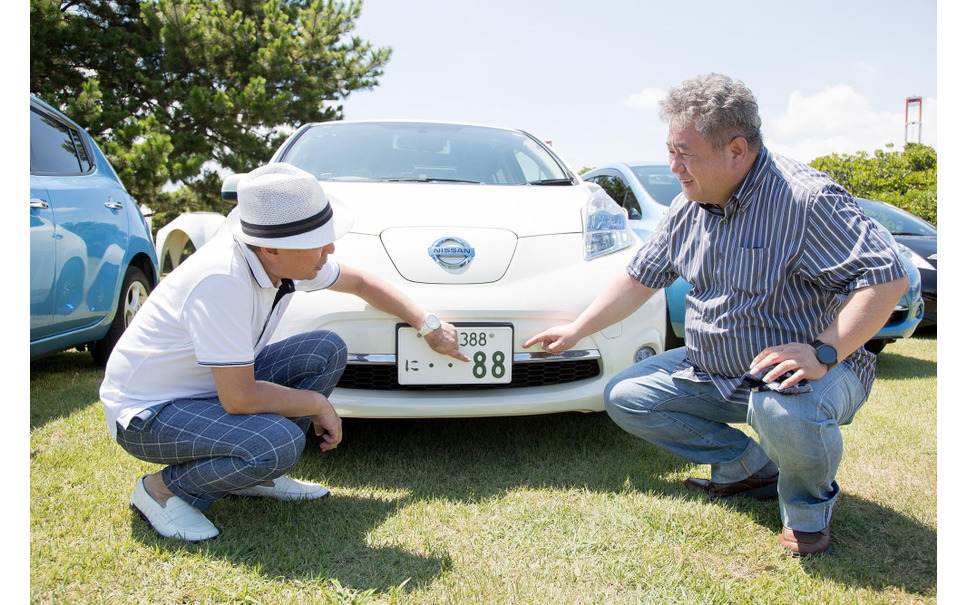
left=417, top=313, right=441, bottom=337
left=810, top=339, right=839, bottom=371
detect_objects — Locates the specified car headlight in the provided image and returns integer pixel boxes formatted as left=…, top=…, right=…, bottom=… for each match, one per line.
left=896, top=243, right=934, bottom=271
left=583, top=188, right=634, bottom=260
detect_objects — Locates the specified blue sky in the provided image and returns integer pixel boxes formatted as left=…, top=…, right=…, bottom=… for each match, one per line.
left=339, top=0, right=939, bottom=171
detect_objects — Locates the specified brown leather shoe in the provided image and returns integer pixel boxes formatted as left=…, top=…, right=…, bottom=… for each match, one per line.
left=778, top=525, right=832, bottom=556
left=683, top=474, right=779, bottom=500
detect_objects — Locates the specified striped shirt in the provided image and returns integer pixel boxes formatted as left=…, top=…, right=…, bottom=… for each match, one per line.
left=627, top=149, right=907, bottom=403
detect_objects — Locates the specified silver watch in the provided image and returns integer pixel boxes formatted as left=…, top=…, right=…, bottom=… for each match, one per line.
left=417, top=313, right=441, bottom=336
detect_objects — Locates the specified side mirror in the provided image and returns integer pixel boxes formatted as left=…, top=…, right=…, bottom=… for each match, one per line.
left=221, top=173, right=246, bottom=202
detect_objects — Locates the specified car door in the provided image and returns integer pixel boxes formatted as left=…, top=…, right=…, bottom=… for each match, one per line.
left=29, top=177, right=56, bottom=338
left=29, top=104, right=130, bottom=339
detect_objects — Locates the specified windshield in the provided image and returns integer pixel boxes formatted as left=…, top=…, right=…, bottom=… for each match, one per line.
left=277, top=122, right=572, bottom=185
left=629, top=165, right=681, bottom=206
left=856, top=198, right=936, bottom=237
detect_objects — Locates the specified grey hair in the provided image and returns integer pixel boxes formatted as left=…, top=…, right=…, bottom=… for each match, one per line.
left=659, top=73, right=763, bottom=153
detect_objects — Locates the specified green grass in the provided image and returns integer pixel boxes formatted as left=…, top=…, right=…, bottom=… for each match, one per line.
left=30, top=334, right=937, bottom=603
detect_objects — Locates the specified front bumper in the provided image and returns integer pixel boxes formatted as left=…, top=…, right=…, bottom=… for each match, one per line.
left=869, top=296, right=924, bottom=342
left=272, top=298, right=666, bottom=418
left=333, top=349, right=606, bottom=417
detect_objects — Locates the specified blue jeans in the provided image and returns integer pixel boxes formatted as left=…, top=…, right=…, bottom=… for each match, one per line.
left=604, top=347, right=867, bottom=532
left=115, top=331, right=347, bottom=510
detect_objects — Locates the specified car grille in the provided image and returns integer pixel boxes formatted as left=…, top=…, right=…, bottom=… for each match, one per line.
left=886, top=309, right=906, bottom=325
left=337, top=356, right=602, bottom=391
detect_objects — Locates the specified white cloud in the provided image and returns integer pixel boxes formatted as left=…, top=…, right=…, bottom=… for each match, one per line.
left=766, top=85, right=937, bottom=162
left=624, top=87, right=666, bottom=112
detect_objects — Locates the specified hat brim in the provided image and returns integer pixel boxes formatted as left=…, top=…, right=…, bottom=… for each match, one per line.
left=226, top=194, right=354, bottom=249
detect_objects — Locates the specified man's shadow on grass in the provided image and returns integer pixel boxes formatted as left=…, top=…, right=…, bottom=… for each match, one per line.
left=129, top=492, right=450, bottom=593
left=681, top=488, right=936, bottom=595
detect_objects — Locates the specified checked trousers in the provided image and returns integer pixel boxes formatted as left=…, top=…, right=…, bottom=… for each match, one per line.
left=115, top=330, right=347, bottom=510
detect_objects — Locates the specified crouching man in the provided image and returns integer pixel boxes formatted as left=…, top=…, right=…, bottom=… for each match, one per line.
left=525, top=74, right=909, bottom=556
left=100, top=163, right=467, bottom=541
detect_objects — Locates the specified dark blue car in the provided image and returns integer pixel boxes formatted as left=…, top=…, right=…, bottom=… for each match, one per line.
left=582, top=162, right=923, bottom=354
left=30, top=96, right=159, bottom=364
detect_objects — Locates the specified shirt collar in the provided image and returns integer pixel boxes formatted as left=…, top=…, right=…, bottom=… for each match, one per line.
left=730, top=148, right=771, bottom=211
left=234, top=235, right=277, bottom=289
left=696, top=148, right=771, bottom=219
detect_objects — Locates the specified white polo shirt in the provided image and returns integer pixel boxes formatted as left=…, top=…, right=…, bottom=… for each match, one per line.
left=100, top=232, right=340, bottom=438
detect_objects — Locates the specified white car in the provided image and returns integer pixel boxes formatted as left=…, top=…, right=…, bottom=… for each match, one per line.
left=157, top=120, right=667, bottom=418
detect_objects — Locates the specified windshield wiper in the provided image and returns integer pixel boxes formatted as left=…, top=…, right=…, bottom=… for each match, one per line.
left=321, top=176, right=381, bottom=182
left=383, top=177, right=485, bottom=184
left=528, top=178, right=574, bottom=186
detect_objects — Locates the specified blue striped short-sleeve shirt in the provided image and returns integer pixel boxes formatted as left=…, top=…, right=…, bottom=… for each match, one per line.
left=627, top=149, right=908, bottom=403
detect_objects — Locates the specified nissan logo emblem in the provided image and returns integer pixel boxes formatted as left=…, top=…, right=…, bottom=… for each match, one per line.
left=428, top=237, right=475, bottom=269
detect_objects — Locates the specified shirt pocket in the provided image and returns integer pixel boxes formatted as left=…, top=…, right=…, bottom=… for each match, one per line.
left=729, top=247, right=775, bottom=295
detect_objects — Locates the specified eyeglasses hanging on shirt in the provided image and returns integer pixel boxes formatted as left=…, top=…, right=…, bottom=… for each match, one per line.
left=257, top=279, right=295, bottom=344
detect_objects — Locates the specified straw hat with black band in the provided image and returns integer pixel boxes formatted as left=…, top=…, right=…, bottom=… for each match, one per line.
left=225, top=163, right=353, bottom=249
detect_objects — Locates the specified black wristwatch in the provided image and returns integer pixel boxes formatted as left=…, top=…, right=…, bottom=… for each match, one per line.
left=810, top=340, right=838, bottom=371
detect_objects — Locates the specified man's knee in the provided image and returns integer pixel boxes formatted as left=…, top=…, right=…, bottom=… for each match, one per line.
left=604, top=375, right=638, bottom=416
left=299, top=330, right=348, bottom=368
left=604, top=354, right=676, bottom=415
left=749, top=394, right=841, bottom=468
left=249, top=418, right=308, bottom=475
left=257, top=330, right=348, bottom=392
left=277, top=428, right=307, bottom=473
left=603, top=369, right=668, bottom=430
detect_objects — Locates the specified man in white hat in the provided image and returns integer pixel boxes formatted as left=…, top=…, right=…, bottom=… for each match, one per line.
left=100, top=163, right=467, bottom=541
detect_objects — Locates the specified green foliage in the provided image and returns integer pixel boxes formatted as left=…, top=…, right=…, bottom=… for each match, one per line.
left=30, top=0, right=391, bottom=230
left=810, top=143, right=937, bottom=224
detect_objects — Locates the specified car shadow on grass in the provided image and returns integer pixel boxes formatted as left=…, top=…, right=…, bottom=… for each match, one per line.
left=290, top=412, right=933, bottom=597
left=117, top=409, right=935, bottom=599
left=314, top=412, right=694, bottom=500
left=873, top=331, right=936, bottom=381
left=29, top=351, right=104, bottom=430
left=128, top=411, right=690, bottom=594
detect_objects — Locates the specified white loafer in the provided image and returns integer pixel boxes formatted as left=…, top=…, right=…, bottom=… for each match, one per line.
left=229, top=475, right=330, bottom=501
left=130, top=476, right=219, bottom=542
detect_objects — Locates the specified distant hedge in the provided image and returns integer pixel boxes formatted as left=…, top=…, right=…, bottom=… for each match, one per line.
left=810, top=144, right=937, bottom=225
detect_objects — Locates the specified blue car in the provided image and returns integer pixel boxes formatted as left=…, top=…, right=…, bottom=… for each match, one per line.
left=582, top=161, right=923, bottom=354
left=856, top=197, right=936, bottom=329
left=30, top=95, right=160, bottom=365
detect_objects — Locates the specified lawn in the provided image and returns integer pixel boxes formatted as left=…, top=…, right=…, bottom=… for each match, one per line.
left=30, top=334, right=937, bottom=603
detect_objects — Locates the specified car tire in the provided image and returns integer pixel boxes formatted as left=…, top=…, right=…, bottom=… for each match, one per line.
left=863, top=339, right=888, bottom=355
left=91, top=266, right=152, bottom=366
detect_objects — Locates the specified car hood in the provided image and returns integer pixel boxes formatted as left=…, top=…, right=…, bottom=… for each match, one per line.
left=321, top=181, right=591, bottom=236
left=319, top=181, right=594, bottom=285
